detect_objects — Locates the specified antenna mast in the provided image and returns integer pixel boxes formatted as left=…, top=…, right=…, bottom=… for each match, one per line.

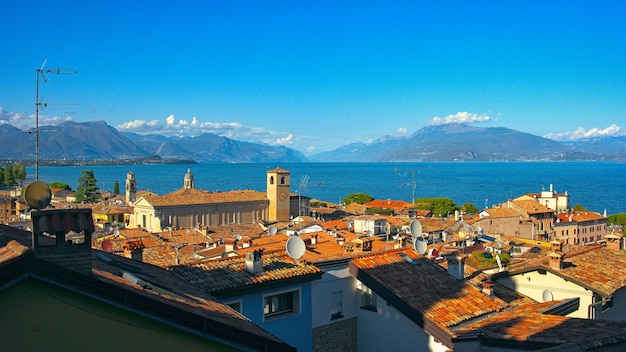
left=34, top=59, right=77, bottom=180
left=297, top=175, right=322, bottom=217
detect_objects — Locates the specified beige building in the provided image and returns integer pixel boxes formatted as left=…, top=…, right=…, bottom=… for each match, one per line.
left=129, top=167, right=299, bottom=232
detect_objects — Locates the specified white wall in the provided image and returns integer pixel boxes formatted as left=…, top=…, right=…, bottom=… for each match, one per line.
left=497, top=271, right=593, bottom=318
left=356, top=292, right=449, bottom=352
left=311, top=264, right=358, bottom=328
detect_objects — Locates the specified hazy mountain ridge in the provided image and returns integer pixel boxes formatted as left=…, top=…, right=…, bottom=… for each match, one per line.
left=309, top=124, right=625, bottom=162
left=0, top=121, right=306, bottom=163
left=1, top=121, right=623, bottom=163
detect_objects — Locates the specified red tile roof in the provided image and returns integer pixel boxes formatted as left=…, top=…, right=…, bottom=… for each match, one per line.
left=144, top=188, right=268, bottom=207
left=169, top=252, right=322, bottom=295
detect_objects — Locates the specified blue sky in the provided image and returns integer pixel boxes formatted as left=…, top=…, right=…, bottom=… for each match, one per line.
left=1, top=1, right=625, bottom=155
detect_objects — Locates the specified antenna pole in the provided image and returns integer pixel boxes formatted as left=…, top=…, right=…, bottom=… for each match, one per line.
left=33, top=60, right=77, bottom=180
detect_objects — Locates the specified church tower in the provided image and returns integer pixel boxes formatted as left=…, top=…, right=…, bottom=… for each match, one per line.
left=126, top=172, right=136, bottom=204
left=184, top=166, right=195, bottom=189
left=267, top=167, right=290, bottom=221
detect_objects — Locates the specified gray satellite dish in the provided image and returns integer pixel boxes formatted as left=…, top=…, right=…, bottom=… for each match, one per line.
left=268, top=226, right=277, bottom=236
left=286, top=236, right=306, bottom=261
left=409, top=220, right=422, bottom=239
left=413, top=237, right=428, bottom=255
left=24, top=180, right=52, bottom=210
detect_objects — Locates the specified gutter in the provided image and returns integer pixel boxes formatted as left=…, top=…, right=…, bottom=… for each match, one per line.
left=587, top=295, right=612, bottom=319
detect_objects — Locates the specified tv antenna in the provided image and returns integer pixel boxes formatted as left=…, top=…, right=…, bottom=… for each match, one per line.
left=394, top=167, right=433, bottom=204
left=33, top=59, right=78, bottom=180
left=297, top=175, right=322, bottom=217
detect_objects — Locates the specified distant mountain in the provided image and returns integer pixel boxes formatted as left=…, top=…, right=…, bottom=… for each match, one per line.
left=124, top=132, right=307, bottom=163
left=310, top=123, right=624, bottom=162
left=0, top=121, right=307, bottom=163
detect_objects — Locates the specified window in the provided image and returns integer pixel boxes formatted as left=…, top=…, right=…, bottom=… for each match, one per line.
left=330, top=290, right=343, bottom=320
left=360, top=286, right=377, bottom=311
left=264, top=289, right=300, bottom=320
left=269, top=176, right=274, bottom=185
left=280, top=176, right=285, bottom=185
left=225, top=300, right=242, bottom=313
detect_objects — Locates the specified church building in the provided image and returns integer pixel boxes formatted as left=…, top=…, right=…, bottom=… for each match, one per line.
left=128, top=167, right=304, bottom=232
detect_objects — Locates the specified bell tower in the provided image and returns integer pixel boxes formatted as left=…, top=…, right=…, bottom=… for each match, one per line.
left=184, top=166, right=195, bottom=189
left=267, top=167, right=290, bottom=221
left=126, top=172, right=136, bottom=204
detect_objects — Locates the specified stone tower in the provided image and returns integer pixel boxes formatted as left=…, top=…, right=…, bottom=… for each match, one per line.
left=184, top=166, right=195, bottom=189
left=267, top=167, right=290, bottom=221
left=126, top=172, right=136, bottom=204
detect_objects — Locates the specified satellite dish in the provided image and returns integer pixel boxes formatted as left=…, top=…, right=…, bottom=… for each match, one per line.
left=542, top=289, right=554, bottom=302
left=101, top=239, right=113, bottom=252
left=409, top=220, right=422, bottom=239
left=268, top=226, right=277, bottom=236
left=286, top=236, right=306, bottom=261
left=496, top=253, right=503, bottom=272
left=24, top=180, right=52, bottom=209
left=235, top=234, right=243, bottom=241
left=413, top=237, right=428, bottom=255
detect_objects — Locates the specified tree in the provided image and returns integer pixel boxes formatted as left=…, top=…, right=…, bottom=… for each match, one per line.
left=342, top=192, right=374, bottom=205
left=0, top=163, right=26, bottom=187
left=74, top=170, right=100, bottom=203
left=461, top=202, right=479, bottom=214
left=573, top=204, right=587, bottom=212
left=414, top=197, right=457, bottom=218
left=48, top=182, right=72, bottom=191
left=113, top=180, right=120, bottom=195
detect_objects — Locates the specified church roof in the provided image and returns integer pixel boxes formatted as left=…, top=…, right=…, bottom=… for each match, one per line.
left=144, top=188, right=268, bottom=207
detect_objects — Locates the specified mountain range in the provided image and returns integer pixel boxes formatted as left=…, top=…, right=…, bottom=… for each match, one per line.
left=0, top=120, right=624, bottom=163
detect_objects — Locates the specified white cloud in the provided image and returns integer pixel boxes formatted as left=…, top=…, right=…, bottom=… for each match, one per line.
left=544, top=124, right=624, bottom=141
left=116, top=114, right=296, bottom=147
left=276, top=134, right=294, bottom=145
left=0, top=106, right=72, bottom=129
left=429, top=111, right=492, bottom=125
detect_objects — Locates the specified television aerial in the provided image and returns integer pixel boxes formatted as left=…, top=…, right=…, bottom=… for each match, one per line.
left=285, top=235, right=306, bottom=263
left=33, top=59, right=78, bottom=180
left=298, top=175, right=322, bottom=217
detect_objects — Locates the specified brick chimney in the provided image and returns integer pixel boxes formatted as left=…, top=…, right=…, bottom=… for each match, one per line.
left=548, top=251, right=563, bottom=270
left=482, top=280, right=495, bottom=297
left=550, top=240, right=563, bottom=252
left=445, top=253, right=466, bottom=280
left=31, top=208, right=95, bottom=276
left=245, top=249, right=264, bottom=275
left=123, top=240, right=145, bottom=262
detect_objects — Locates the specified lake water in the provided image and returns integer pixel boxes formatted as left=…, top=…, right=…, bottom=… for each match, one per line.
left=29, top=162, right=626, bottom=214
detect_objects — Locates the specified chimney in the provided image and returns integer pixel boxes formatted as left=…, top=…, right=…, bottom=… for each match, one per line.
left=31, top=209, right=95, bottom=276
left=445, top=253, right=466, bottom=280
left=311, top=234, right=318, bottom=245
left=245, top=249, right=264, bottom=275
left=482, top=280, right=495, bottom=297
left=548, top=251, right=563, bottom=270
left=123, top=240, right=144, bottom=262
left=550, top=240, right=563, bottom=252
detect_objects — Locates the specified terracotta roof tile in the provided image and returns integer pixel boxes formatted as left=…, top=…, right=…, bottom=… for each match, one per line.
left=169, top=252, right=322, bottom=294
left=145, top=188, right=268, bottom=207
left=350, top=249, right=509, bottom=331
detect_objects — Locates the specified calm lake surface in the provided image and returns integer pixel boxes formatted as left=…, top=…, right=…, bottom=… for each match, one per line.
left=29, top=162, right=626, bottom=214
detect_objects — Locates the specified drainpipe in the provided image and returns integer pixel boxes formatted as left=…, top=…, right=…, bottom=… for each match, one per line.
left=587, top=296, right=611, bottom=319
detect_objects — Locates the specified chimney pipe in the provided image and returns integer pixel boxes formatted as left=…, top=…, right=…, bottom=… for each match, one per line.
left=445, top=253, right=466, bottom=280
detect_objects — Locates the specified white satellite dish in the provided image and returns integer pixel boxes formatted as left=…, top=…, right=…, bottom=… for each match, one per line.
left=235, top=234, right=243, bottom=241
left=496, top=253, right=503, bottom=272
left=268, top=226, right=277, bottom=236
left=409, top=220, right=422, bottom=239
left=286, top=236, right=306, bottom=261
left=542, top=289, right=554, bottom=302
left=413, top=237, right=428, bottom=255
